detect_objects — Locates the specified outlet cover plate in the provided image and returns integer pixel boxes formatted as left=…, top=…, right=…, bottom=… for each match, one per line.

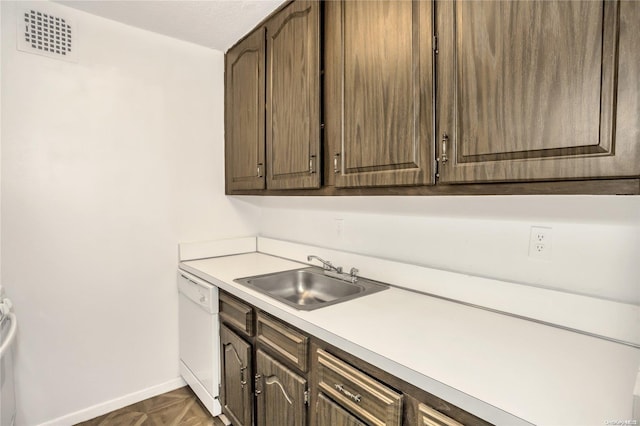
left=529, top=226, right=552, bottom=260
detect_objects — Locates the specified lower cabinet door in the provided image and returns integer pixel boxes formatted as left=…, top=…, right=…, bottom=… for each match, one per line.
left=221, top=324, right=253, bottom=426
left=316, top=393, right=366, bottom=426
left=256, top=349, right=307, bottom=426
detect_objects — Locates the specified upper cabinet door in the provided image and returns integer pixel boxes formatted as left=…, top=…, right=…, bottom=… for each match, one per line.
left=436, top=0, right=640, bottom=183
left=266, top=0, right=321, bottom=190
left=225, top=28, right=266, bottom=192
left=326, top=1, right=434, bottom=188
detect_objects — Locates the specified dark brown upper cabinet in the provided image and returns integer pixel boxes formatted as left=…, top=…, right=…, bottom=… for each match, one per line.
left=225, top=28, right=266, bottom=192
left=436, top=0, right=640, bottom=183
left=224, top=0, right=639, bottom=195
left=325, top=0, right=434, bottom=188
left=266, top=0, right=321, bottom=190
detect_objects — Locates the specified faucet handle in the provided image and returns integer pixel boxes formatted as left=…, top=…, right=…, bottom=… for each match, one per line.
left=349, top=267, right=359, bottom=283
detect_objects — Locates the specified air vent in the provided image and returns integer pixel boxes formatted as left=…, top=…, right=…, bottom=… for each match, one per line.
left=17, top=9, right=77, bottom=62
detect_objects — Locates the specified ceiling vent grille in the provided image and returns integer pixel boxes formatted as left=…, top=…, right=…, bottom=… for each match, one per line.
left=17, top=9, right=77, bottom=62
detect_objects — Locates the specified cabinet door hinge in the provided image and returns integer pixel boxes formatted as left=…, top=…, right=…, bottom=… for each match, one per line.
left=433, top=35, right=439, bottom=54
left=254, top=374, right=262, bottom=396
left=304, top=389, right=309, bottom=405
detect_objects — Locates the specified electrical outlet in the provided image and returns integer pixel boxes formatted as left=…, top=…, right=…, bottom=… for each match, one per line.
left=529, top=226, right=552, bottom=260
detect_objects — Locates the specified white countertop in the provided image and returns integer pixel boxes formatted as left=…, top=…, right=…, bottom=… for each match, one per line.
left=180, top=252, right=640, bottom=426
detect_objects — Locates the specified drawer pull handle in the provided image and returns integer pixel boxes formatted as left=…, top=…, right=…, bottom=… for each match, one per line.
left=335, top=383, right=362, bottom=404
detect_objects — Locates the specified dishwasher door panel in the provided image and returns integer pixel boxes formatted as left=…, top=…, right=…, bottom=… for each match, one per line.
left=178, top=273, right=221, bottom=416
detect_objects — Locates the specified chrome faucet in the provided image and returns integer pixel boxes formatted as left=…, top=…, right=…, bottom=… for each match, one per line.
left=307, top=255, right=359, bottom=283
left=307, top=255, right=342, bottom=273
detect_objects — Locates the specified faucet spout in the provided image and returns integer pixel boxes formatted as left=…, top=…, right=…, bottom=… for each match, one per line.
left=307, top=255, right=342, bottom=273
left=307, top=254, right=359, bottom=283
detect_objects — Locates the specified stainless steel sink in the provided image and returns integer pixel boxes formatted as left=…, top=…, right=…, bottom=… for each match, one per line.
left=233, top=267, right=388, bottom=311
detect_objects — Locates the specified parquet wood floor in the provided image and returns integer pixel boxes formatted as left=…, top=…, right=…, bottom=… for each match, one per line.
left=75, top=386, right=226, bottom=426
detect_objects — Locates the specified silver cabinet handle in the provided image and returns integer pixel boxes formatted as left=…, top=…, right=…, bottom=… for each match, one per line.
left=257, top=163, right=263, bottom=178
left=309, top=155, right=316, bottom=174
left=333, top=153, right=341, bottom=173
left=240, top=367, right=247, bottom=388
left=334, top=383, right=362, bottom=404
left=441, top=134, right=449, bottom=164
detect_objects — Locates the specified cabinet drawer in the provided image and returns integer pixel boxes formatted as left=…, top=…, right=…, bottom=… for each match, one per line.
left=257, top=311, right=309, bottom=372
left=316, top=392, right=366, bottom=426
left=418, top=403, right=463, bottom=426
left=219, top=292, right=254, bottom=336
left=316, top=349, right=402, bottom=426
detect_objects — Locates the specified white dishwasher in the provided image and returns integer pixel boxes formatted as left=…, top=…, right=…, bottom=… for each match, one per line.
left=178, top=271, right=221, bottom=416
left=0, top=289, right=16, bottom=426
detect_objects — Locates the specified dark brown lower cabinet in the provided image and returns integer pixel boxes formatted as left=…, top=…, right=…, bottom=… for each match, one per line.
left=221, top=324, right=253, bottom=426
left=315, top=348, right=403, bottom=426
left=256, top=349, right=307, bottom=426
left=218, top=290, right=490, bottom=426
left=315, top=393, right=366, bottom=426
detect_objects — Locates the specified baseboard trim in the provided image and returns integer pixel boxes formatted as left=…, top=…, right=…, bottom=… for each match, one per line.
left=37, top=377, right=186, bottom=426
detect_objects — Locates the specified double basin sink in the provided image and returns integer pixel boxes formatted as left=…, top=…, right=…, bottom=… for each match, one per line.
left=234, top=267, right=389, bottom=311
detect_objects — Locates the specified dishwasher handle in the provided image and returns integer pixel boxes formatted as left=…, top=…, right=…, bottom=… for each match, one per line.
left=178, top=272, right=217, bottom=314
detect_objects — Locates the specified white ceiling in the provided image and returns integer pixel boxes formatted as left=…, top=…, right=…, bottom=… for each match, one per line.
left=55, top=0, right=285, bottom=51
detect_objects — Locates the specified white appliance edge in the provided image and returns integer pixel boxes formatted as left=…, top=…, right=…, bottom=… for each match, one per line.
left=177, top=271, right=222, bottom=417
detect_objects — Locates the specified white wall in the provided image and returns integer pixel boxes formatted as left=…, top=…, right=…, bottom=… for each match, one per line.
left=1, top=2, right=258, bottom=424
left=252, top=196, right=640, bottom=305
